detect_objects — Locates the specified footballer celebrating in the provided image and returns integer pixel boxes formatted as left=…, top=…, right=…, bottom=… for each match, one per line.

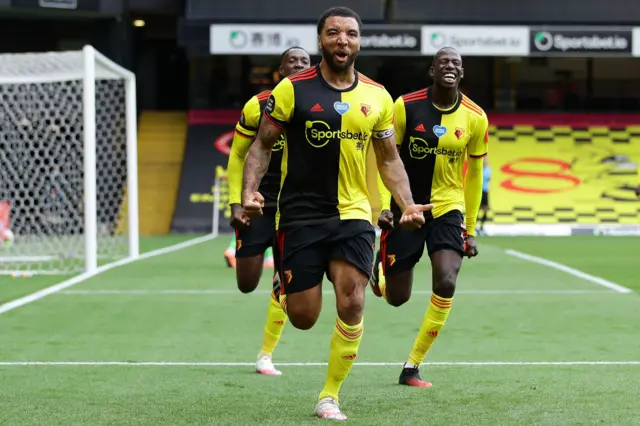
left=242, top=7, right=429, bottom=421
left=371, top=47, right=488, bottom=388
left=227, top=46, right=311, bottom=376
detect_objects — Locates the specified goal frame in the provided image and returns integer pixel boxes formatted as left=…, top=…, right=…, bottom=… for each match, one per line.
left=82, top=45, right=139, bottom=273
left=0, top=45, right=139, bottom=274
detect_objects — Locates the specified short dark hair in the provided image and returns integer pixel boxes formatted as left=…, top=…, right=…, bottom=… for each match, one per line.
left=317, top=6, right=363, bottom=35
left=433, top=46, right=460, bottom=64
left=280, top=46, right=307, bottom=63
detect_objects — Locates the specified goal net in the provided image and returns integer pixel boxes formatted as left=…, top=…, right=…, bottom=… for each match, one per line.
left=0, top=45, right=139, bottom=275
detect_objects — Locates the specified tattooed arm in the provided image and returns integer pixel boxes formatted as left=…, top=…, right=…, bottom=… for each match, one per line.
left=372, top=135, right=431, bottom=229
left=371, top=135, right=414, bottom=212
left=241, top=78, right=293, bottom=216
left=374, top=94, right=414, bottom=212
left=241, top=118, right=284, bottom=213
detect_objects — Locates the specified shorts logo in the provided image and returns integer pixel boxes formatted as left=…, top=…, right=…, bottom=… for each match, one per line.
left=455, top=127, right=465, bottom=140
left=387, top=254, right=396, bottom=266
left=236, top=239, right=242, bottom=250
left=342, top=353, right=357, bottom=360
left=361, top=103, right=371, bottom=117
left=333, top=101, right=350, bottom=115
left=283, top=269, right=293, bottom=284
left=433, top=125, right=447, bottom=138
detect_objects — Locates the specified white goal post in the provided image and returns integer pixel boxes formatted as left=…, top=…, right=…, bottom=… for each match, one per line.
left=0, top=45, right=139, bottom=275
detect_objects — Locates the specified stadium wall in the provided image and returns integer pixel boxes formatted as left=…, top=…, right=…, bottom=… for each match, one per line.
left=481, top=113, right=640, bottom=236
left=183, top=0, right=640, bottom=24
left=392, top=0, right=640, bottom=24
left=170, top=111, right=640, bottom=236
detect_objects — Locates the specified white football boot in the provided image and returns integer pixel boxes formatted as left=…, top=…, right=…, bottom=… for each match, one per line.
left=315, top=397, right=347, bottom=421
left=255, top=355, right=282, bottom=376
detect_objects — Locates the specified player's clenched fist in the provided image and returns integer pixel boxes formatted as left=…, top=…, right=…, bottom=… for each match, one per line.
left=399, top=204, right=433, bottom=230
left=242, top=191, right=264, bottom=218
left=377, top=209, right=394, bottom=230
left=229, top=204, right=250, bottom=230
left=463, top=235, right=479, bottom=258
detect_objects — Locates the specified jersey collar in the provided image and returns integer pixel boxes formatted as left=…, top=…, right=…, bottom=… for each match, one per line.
left=317, top=63, right=359, bottom=93
left=429, top=86, right=462, bottom=115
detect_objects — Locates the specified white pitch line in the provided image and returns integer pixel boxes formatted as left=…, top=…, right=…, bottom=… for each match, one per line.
left=505, top=249, right=633, bottom=294
left=58, top=289, right=617, bottom=296
left=0, top=234, right=218, bottom=315
left=0, top=361, right=639, bottom=367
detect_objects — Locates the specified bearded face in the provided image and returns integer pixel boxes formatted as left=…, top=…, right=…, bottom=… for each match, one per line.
left=318, top=16, right=360, bottom=73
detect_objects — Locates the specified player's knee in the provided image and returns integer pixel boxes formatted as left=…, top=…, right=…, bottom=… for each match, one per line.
left=235, top=258, right=262, bottom=293
left=336, top=290, right=364, bottom=323
left=289, top=317, right=317, bottom=330
left=236, top=278, right=259, bottom=294
left=337, top=292, right=364, bottom=314
left=386, top=292, right=410, bottom=307
left=384, top=273, right=412, bottom=307
left=287, top=306, right=319, bottom=330
left=433, top=266, right=459, bottom=298
left=284, top=284, right=323, bottom=329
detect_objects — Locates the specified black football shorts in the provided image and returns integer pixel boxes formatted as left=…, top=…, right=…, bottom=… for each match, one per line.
left=275, top=219, right=375, bottom=294
left=235, top=207, right=276, bottom=258
left=380, top=210, right=465, bottom=276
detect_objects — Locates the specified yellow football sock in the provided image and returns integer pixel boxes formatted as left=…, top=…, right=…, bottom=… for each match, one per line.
left=258, top=295, right=288, bottom=359
left=407, top=294, right=453, bottom=367
left=378, top=262, right=389, bottom=301
left=279, top=293, right=288, bottom=315
left=319, top=316, right=364, bottom=402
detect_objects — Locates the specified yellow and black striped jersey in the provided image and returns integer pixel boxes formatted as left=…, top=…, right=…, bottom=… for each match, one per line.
left=264, top=64, right=395, bottom=229
left=381, top=87, right=489, bottom=221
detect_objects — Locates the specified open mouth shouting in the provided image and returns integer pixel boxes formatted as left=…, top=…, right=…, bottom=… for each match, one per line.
left=335, top=50, right=349, bottom=63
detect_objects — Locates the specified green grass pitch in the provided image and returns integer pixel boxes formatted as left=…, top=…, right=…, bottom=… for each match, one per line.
left=0, top=234, right=639, bottom=425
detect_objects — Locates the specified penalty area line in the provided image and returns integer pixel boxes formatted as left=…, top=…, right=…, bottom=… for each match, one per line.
left=505, top=249, right=633, bottom=294
left=0, top=234, right=218, bottom=316
left=1, top=361, right=640, bottom=367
